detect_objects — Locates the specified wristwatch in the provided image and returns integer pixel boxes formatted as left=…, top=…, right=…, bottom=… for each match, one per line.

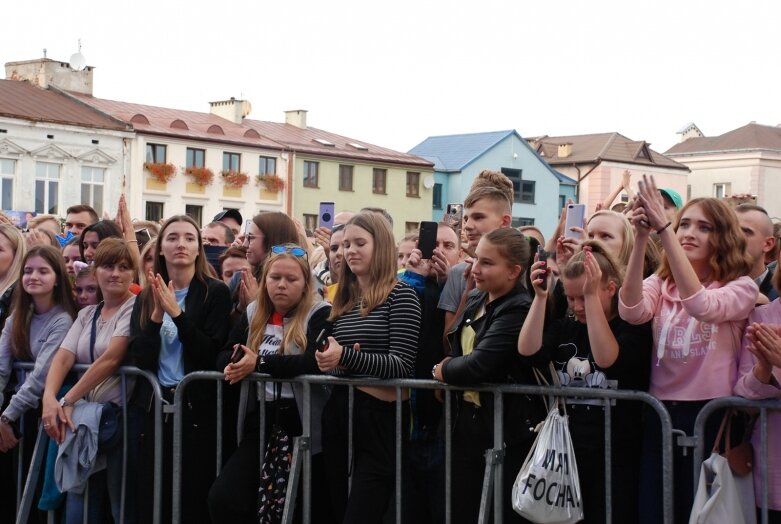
left=0, top=414, right=11, bottom=425
left=59, top=397, right=74, bottom=408
left=431, top=363, right=439, bottom=381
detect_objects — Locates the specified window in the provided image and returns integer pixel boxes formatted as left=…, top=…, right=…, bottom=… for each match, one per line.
left=186, top=148, right=205, bottom=168
left=81, top=166, right=105, bottom=216
left=714, top=183, right=730, bottom=199
left=373, top=168, right=387, bottom=194
left=511, top=217, right=535, bottom=227
left=0, top=159, right=14, bottom=210
left=223, top=152, right=241, bottom=172
left=303, top=213, right=318, bottom=232
left=259, top=156, right=276, bottom=176
left=185, top=204, right=203, bottom=227
left=339, top=165, right=354, bottom=191
left=145, top=202, right=164, bottom=223
left=433, top=183, right=443, bottom=210
left=405, top=221, right=419, bottom=234
left=406, top=172, right=420, bottom=197
left=501, top=168, right=523, bottom=203
left=303, top=161, right=319, bottom=188
left=146, top=143, right=166, bottom=163
left=520, top=180, right=536, bottom=204
left=35, top=162, right=60, bottom=214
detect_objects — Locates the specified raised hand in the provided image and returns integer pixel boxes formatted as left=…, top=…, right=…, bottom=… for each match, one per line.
left=637, top=174, right=669, bottom=231
left=581, top=248, right=602, bottom=296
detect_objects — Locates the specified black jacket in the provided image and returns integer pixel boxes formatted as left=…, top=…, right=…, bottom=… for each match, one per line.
left=129, top=276, right=232, bottom=407
left=442, top=284, right=546, bottom=444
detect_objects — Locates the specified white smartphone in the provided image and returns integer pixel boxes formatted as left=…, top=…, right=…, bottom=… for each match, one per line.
left=564, top=204, right=586, bottom=239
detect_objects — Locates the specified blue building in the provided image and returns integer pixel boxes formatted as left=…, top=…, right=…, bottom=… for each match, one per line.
left=409, top=130, right=576, bottom=238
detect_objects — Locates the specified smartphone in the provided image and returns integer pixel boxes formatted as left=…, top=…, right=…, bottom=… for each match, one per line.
left=536, top=245, right=549, bottom=290
left=446, top=203, right=463, bottom=240
left=230, top=344, right=244, bottom=364
left=243, top=219, right=252, bottom=236
left=418, top=221, right=438, bottom=259
left=564, top=204, right=586, bottom=239
left=319, top=202, right=335, bottom=229
left=315, top=329, right=329, bottom=352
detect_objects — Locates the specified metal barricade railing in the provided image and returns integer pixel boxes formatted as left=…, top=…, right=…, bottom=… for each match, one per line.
left=692, top=396, right=781, bottom=524
left=172, top=371, right=676, bottom=524
left=10, top=362, right=164, bottom=524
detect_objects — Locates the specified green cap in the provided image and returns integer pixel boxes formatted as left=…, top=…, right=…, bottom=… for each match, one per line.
left=660, top=188, right=683, bottom=209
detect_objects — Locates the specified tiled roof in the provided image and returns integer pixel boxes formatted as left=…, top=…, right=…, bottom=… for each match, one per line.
left=67, top=92, right=432, bottom=168
left=665, top=122, right=781, bottom=155
left=0, top=79, right=129, bottom=131
left=409, top=130, right=516, bottom=172
left=532, top=132, right=688, bottom=171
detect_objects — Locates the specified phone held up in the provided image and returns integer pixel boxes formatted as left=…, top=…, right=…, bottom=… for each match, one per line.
left=417, top=221, right=438, bottom=259
left=564, top=203, right=586, bottom=239
left=536, top=245, right=549, bottom=290
left=319, top=202, right=335, bottom=229
left=446, top=203, right=463, bottom=241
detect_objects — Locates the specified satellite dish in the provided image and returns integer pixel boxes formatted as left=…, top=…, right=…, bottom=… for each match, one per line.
left=423, top=175, right=435, bottom=189
left=70, top=52, right=86, bottom=71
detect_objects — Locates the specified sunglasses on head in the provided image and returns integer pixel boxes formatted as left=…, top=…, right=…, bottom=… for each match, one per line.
left=271, top=245, right=307, bottom=257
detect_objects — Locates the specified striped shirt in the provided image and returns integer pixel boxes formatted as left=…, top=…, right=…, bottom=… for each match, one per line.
left=333, top=281, right=421, bottom=379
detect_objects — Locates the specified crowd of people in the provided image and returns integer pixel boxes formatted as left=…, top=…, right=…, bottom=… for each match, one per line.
left=0, top=169, right=779, bottom=524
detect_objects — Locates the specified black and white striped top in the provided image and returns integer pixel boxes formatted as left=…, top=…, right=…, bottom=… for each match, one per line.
left=333, top=281, right=421, bottom=379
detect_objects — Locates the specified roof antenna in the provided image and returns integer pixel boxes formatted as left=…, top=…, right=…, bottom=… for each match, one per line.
left=43, top=48, right=47, bottom=59
left=70, top=39, right=87, bottom=71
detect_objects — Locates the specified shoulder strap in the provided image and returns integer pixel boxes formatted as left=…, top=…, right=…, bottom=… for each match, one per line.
left=90, top=302, right=104, bottom=363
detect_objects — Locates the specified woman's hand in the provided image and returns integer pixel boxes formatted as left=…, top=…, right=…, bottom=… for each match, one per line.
left=405, top=248, right=430, bottom=277
left=148, top=271, right=164, bottom=323
left=0, top=417, right=18, bottom=452
left=433, top=357, right=451, bottom=382
left=223, top=345, right=257, bottom=385
left=315, top=337, right=348, bottom=372
left=152, top=274, right=182, bottom=318
left=636, top=174, right=669, bottom=231
left=556, top=236, right=580, bottom=269
left=314, top=227, right=332, bottom=252
left=747, top=322, right=781, bottom=369
left=238, top=271, right=259, bottom=311
left=628, top=200, right=652, bottom=240
left=528, top=259, right=550, bottom=298
left=581, top=248, right=602, bottom=297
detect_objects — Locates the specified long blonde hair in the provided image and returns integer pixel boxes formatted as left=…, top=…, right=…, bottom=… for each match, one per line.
left=330, top=212, right=397, bottom=318
left=248, top=248, right=314, bottom=354
left=0, top=224, right=25, bottom=297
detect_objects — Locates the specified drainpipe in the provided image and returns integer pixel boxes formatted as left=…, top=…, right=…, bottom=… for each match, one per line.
left=573, top=160, right=600, bottom=204
left=285, top=150, right=294, bottom=215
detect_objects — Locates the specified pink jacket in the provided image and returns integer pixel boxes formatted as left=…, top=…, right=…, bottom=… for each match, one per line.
left=618, top=275, right=757, bottom=400
left=734, top=299, right=781, bottom=511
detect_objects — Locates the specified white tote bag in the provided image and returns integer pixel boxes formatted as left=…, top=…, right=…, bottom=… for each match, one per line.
left=689, top=452, right=756, bottom=524
left=511, top=402, right=584, bottom=524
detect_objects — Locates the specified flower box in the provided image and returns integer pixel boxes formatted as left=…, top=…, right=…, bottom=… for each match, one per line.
left=144, top=162, right=176, bottom=183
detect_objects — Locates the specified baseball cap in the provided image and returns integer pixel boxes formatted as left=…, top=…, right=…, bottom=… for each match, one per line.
left=659, top=189, right=683, bottom=209
left=213, top=209, right=243, bottom=225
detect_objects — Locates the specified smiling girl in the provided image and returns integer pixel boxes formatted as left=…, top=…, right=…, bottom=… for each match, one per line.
left=619, top=175, right=757, bottom=523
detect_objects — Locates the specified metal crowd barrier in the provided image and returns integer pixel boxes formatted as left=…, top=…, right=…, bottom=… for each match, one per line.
left=172, top=371, right=676, bottom=524
left=692, top=396, right=781, bottom=524
left=11, top=363, right=164, bottom=524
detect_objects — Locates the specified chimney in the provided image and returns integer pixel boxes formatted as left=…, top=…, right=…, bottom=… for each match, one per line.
left=5, top=58, right=94, bottom=95
left=209, top=98, right=252, bottom=124
left=558, top=143, right=572, bottom=158
left=285, top=109, right=307, bottom=129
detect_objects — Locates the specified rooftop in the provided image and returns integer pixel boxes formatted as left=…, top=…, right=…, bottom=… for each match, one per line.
left=665, top=122, right=781, bottom=155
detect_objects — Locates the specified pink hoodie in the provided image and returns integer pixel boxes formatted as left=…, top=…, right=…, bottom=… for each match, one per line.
left=619, top=275, right=757, bottom=400
left=734, top=299, right=781, bottom=511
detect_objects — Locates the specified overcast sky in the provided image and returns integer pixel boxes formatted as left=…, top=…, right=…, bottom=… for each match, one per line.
left=3, top=0, right=779, bottom=155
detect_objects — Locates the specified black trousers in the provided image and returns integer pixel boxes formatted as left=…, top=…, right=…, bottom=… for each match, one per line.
left=341, top=390, right=410, bottom=524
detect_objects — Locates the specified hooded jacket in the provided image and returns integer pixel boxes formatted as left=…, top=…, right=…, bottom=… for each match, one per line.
left=618, top=274, right=757, bottom=400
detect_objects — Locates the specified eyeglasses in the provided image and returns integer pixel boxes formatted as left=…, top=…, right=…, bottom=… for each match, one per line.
left=271, top=245, right=307, bottom=258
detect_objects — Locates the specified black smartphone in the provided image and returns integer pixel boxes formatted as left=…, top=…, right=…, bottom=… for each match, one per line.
left=319, top=202, right=335, bottom=229
left=445, top=203, right=463, bottom=240
left=418, top=221, right=438, bottom=259
left=537, top=245, right=549, bottom=290
left=230, top=344, right=244, bottom=364
left=315, top=329, right=329, bottom=352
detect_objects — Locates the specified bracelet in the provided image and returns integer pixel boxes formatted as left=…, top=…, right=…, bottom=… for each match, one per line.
left=127, top=239, right=138, bottom=243
left=656, top=221, right=672, bottom=234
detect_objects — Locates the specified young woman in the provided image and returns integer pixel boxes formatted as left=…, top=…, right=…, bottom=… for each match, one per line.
left=138, top=237, right=157, bottom=287
left=208, top=244, right=333, bottom=523
left=80, top=220, right=124, bottom=264
left=62, top=236, right=83, bottom=279
left=129, top=215, right=232, bottom=523
left=519, top=240, right=652, bottom=523
left=619, top=175, right=757, bottom=524
left=0, top=246, right=76, bottom=452
left=432, top=227, right=542, bottom=524
left=74, top=266, right=100, bottom=310
left=734, top=268, right=781, bottom=520
left=316, top=212, right=421, bottom=524
left=0, top=224, right=26, bottom=331
left=41, top=238, right=137, bottom=523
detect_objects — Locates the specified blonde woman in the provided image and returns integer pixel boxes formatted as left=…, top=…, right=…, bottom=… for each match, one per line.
left=0, top=224, right=26, bottom=331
